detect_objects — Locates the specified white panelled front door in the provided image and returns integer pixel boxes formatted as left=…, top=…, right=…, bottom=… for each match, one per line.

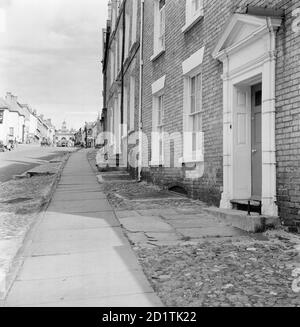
left=233, top=86, right=252, bottom=199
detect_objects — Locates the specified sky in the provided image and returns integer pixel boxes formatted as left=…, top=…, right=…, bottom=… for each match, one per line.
left=0, top=0, right=108, bottom=130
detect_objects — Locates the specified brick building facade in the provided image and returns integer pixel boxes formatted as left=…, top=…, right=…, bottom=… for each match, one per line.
left=102, top=0, right=300, bottom=226
left=102, top=0, right=141, bottom=175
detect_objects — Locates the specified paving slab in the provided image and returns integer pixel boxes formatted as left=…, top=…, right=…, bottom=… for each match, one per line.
left=161, top=213, right=215, bottom=220
left=6, top=269, right=154, bottom=307
left=177, top=226, right=247, bottom=239
left=16, top=292, right=162, bottom=307
left=137, top=209, right=178, bottom=216
left=52, top=191, right=107, bottom=201
left=47, top=199, right=112, bottom=213
left=59, top=176, right=97, bottom=183
left=175, top=208, right=204, bottom=214
left=144, top=232, right=181, bottom=242
left=125, top=232, right=149, bottom=245
left=56, top=184, right=100, bottom=190
left=54, top=189, right=103, bottom=194
left=168, top=218, right=218, bottom=229
left=32, top=226, right=125, bottom=243
left=38, top=212, right=120, bottom=231
left=25, top=238, right=124, bottom=257
left=115, top=210, right=142, bottom=219
left=18, top=250, right=142, bottom=281
left=121, top=216, right=173, bottom=233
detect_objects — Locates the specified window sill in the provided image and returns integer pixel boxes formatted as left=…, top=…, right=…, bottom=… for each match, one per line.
left=182, top=11, right=204, bottom=33
left=179, top=155, right=204, bottom=164
left=149, top=160, right=164, bottom=167
left=150, top=48, right=165, bottom=62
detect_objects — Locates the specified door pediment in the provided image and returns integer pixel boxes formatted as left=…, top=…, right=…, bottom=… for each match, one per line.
left=212, top=14, right=282, bottom=60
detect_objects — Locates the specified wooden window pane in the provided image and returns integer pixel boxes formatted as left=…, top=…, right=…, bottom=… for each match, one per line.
left=196, top=73, right=202, bottom=112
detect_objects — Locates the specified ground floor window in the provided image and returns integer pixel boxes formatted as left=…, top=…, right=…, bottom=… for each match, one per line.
left=189, top=73, right=203, bottom=155
left=157, top=94, right=164, bottom=163
left=0, top=110, right=4, bottom=124
left=181, top=47, right=205, bottom=163
left=151, top=75, right=166, bottom=166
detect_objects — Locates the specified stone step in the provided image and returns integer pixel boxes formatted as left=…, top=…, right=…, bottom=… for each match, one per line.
left=202, top=207, right=280, bottom=233
left=101, top=171, right=130, bottom=176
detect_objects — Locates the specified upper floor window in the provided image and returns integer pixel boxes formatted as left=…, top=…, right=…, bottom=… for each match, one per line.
left=157, top=95, right=164, bottom=164
left=111, top=6, right=116, bottom=30
left=192, top=0, right=201, bottom=13
left=151, top=0, right=165, bottom=60
left=181, top=47, right=205, bottom=163
left=110, top=47, right=115, bottom=85
left=131, top=0, right=138, bottom=46
left=182, top=0, right=204, bottom=33
left=118, top=27, right=122, bottom=71
left=189, top=73, right=202, bottom=153
left=116, top=0, right=121, bottom=14
left=129, top=74, right=135, bottom=131
left=158, top=0, right=165, bottom=50
left=124, top=12, right=130, bottom=58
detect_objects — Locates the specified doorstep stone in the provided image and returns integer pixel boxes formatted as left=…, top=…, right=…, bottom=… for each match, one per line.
left=202, top=207, right=280, bottom=233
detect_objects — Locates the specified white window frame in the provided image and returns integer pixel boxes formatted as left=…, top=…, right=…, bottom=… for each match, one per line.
left=123, top=85, right=128, bottom=137
left=151, top=0, right=165, bottom=61
left=181, top=47, right=205, bottom=164
left=150, top=75, right=166, bottom=166
left=111, top=5, right=117, bottom=31
left=0, top=110, right=4, bottom=124
left=118, top=27, right=122, bottom=73
left=189, top=73, right=203, bottom=152
left=113, top=94, right=121, bottom=154
left=116, top=0, right=121, bottom=15
left=114, top=40, right=118, bottom=79
left=110, top=47, right=115, bottom=86
left=129, top=75, right=135, bottom=132
left=9, top=127, right=14, bottom=136
left=182, top=0, right=204, bottom=33
left=124, top=12, right=131, bottom=59
left=131, top=0, right=138, bottom=47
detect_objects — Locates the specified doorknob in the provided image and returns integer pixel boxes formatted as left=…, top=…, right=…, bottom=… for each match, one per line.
left=252, top=149, right=257, bottom=154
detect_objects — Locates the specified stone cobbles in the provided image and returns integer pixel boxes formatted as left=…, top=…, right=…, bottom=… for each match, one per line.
left=103, top=180, right=206, bottom=211
left=136, top=239, right=300, bottom=307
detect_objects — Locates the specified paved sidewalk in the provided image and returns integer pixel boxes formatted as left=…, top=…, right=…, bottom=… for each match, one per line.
left=4, top=150, right=162, bottom=307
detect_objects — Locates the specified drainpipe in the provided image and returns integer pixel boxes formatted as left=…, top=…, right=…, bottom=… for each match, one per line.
left=120, top=1, right=126, bottom=166
left=138, top=0, right=145, bottom=182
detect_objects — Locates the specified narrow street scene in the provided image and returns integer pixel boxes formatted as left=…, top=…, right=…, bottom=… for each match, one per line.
left=0, top=0, right=300, bottom=314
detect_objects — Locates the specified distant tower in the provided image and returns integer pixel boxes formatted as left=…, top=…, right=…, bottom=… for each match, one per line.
left=62, top=121, right=67, bottom=131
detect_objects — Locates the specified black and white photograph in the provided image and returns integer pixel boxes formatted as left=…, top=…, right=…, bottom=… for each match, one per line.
left=0, top=0, right=300, bottom=313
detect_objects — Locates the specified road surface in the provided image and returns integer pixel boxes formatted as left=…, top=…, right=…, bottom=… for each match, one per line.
left=0, top=144, right=75, bottom=183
